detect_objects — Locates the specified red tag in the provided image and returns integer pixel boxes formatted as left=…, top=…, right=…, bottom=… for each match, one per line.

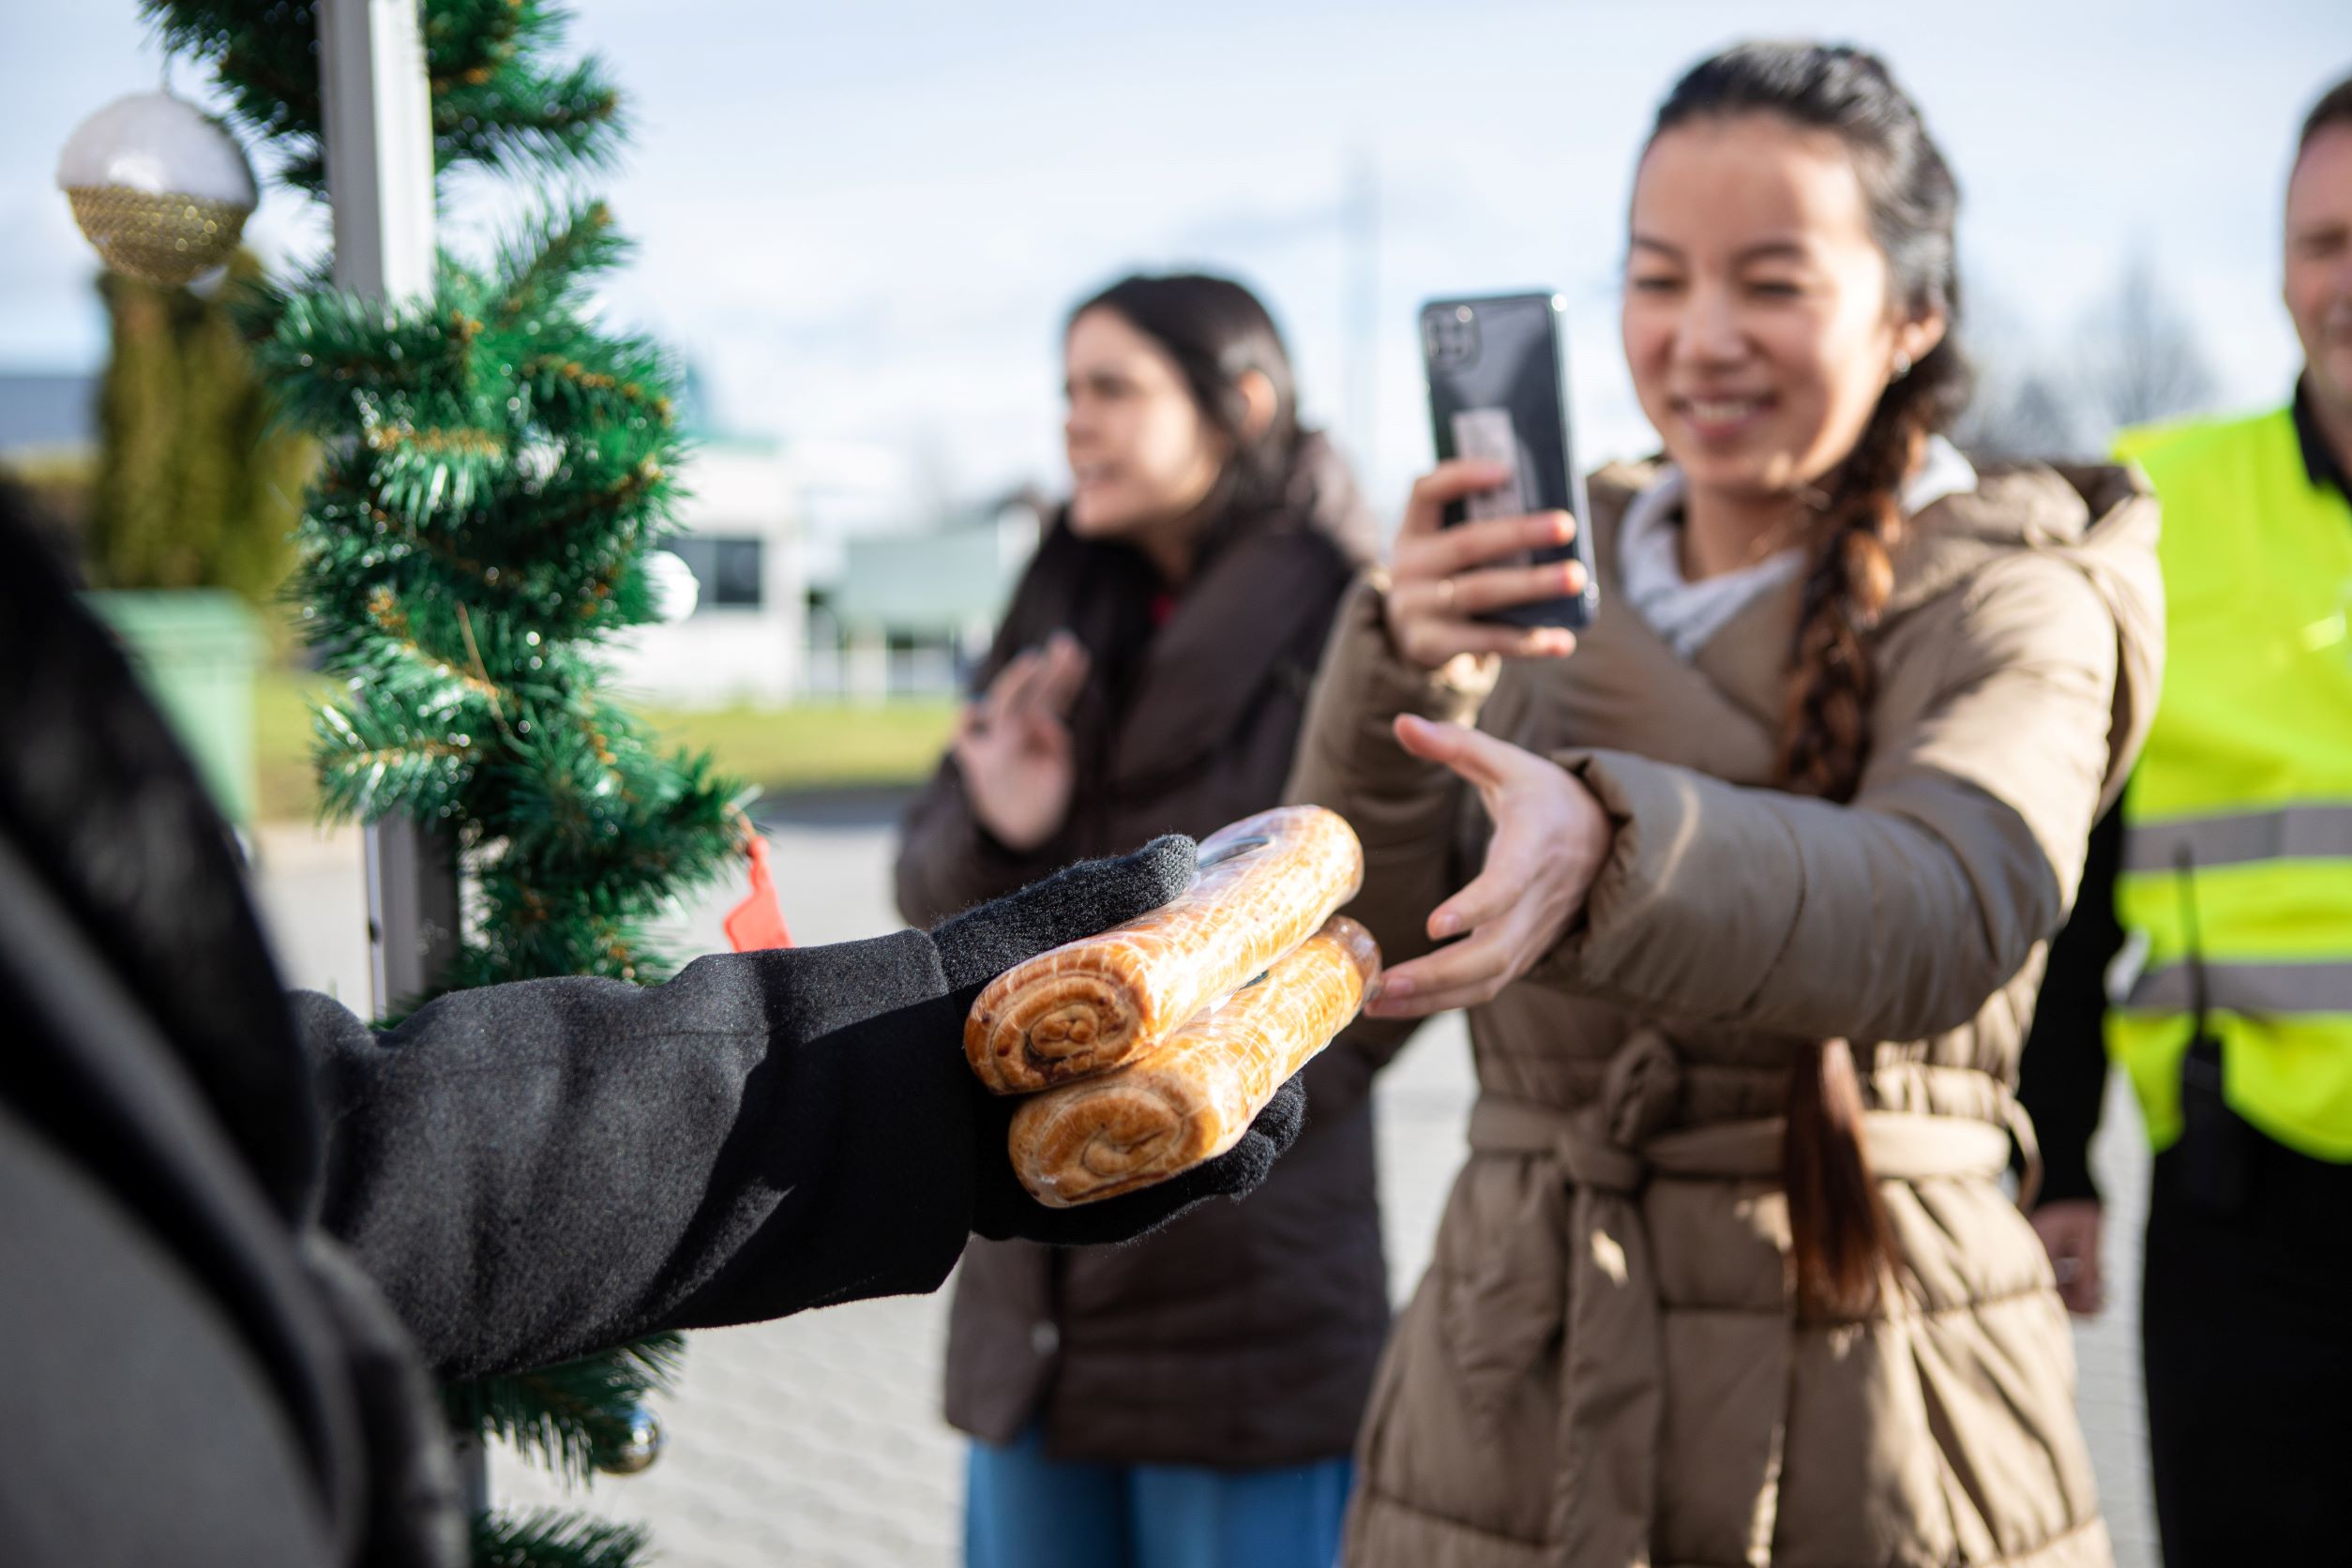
left=724, top=835, right=794, bottom=951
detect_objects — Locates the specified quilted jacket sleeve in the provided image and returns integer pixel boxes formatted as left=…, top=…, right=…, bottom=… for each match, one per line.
left=1540, top=550, right=2132, bottom=1042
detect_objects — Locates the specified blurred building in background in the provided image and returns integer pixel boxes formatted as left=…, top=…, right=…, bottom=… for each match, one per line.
left=7, top=353, right=1045, bottom=713
left=614, top=396, right=1047, bottom=707
left=812, top=489, right=1043, bottom=702
left=616, top=434, right=807, bottom=707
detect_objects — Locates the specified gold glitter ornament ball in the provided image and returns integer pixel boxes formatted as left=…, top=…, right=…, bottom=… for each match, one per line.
left=56, top=91, right=258, bottom=287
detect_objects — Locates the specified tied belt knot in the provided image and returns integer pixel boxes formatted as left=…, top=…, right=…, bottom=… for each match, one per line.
left=1446, top=1029, right=2038, bottom=1567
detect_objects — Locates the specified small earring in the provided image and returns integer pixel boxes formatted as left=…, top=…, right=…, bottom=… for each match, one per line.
left=1891, top=352, right=1914, bottom=382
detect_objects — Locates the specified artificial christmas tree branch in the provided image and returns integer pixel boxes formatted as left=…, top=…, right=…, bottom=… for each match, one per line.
left=148, top=0, right=626, bottom=192
left=474, top=1512, right=649, bottom=1568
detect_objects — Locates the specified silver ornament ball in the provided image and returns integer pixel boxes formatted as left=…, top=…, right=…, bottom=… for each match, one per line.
left=595, top=1406, right=665, bottom=1476
left=641, top=547, right=701, bottom=624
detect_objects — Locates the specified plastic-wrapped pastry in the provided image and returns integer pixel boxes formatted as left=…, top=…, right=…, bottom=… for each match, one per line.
left=964, top=806, right=1363, bottom=1094
left=1008, top=916, right=1380, bottom=1206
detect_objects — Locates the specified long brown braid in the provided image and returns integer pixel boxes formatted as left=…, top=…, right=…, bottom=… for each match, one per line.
left=1649, top=42, right=1971, bottom=1319
left=1778, top=384, right=1932, bottom=804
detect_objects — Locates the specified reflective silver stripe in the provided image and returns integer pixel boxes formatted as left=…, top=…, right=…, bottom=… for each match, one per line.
left=2122, top=805, right=2352, bottom=873
left=2125, top=959, right=2352, bottom=1016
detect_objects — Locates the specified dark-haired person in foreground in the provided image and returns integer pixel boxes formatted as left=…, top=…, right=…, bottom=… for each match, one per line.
left=2020, top=70, right=2352, bottom=1568
left=896, top=273, right=1384, bottom=1567
left=0, top=475, right=1304, bottom=1568
left=1290, top=40, right=2162, bottom=1566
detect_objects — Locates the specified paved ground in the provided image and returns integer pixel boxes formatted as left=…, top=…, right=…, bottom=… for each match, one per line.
left=250, top=801, right=2158, bottom=1567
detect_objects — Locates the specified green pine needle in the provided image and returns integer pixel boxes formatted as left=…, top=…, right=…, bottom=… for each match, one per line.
left=473, top=1509, right=651, bottom=1568
left=493, top=202, right=631, bottom=326
left=447, top=1334, right=686, bottom=1484
left=143, top=0, right=626, bottom=190
left=312, top=698, right=477, bottom=825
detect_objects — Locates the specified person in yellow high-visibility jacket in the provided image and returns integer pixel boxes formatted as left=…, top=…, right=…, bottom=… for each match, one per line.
left=2019, top=70, right=2352, bottom=1568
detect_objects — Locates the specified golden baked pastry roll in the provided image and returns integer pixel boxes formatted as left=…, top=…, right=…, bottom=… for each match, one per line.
left=1008, top=916, right=1380, bottom=1206
left=964, top=805, right=1364, bottom=1093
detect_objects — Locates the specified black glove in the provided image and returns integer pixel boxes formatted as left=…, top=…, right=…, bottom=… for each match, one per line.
left=970, top=1069, right=1307, bottom=1245
left=790, top=979, right=1304, bottom=1283
left=923, top=833, right=1306, bottom=1245
left=927, top=832, right=1196, bottom=989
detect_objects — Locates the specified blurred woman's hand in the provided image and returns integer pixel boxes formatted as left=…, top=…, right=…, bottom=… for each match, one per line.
left=1363, top=715, right=1612, bottom=1018
left=2029, top=1199, right=2106, bottom=1317
left=954, top=631, right=1089, bottom=852
left=1382, top=460, right=1588, bottom=672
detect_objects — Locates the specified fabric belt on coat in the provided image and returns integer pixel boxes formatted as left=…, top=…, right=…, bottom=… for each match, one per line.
left=1453, top=1028, right=2037, bottom=1567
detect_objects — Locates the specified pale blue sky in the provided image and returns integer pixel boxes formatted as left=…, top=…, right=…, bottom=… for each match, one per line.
left=8, top=0, right=2348, bottom=513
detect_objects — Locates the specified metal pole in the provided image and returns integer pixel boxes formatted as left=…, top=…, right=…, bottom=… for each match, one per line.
left=319, top=0, right=436, bottom=302
left=317, top=0, right=459, bottom=1020
left=361, top=819, right=460, bottom=1018
left=315, top=0, right=476, bottom=1510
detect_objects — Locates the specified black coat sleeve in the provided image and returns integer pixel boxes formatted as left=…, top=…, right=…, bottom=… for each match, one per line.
left=294, top=930, right=981, bottom=1381
left=2017, top=800, right=2123, bottom=1207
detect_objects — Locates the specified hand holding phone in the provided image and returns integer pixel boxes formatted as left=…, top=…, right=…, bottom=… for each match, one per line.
left=1382, top=464, right=1586, bottom=671
left=1418, top=293, right=1596, bottom=631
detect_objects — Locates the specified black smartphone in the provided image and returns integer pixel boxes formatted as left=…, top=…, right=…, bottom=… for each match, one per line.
left=1419, top=292, right=1596, bottom=630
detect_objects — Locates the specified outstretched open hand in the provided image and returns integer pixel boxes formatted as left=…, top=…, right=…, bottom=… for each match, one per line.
left=1364, top=715, right=1613, bottom=1019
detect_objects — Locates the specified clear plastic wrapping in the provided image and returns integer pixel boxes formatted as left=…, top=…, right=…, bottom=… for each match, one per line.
left=1009, top=916, right=1381, bottom=1206
left=963, top=805, right=1364, bottom=1094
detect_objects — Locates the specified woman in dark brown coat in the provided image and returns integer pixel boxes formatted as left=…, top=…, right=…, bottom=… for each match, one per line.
left=895, top=272, right=1385, bottom=1568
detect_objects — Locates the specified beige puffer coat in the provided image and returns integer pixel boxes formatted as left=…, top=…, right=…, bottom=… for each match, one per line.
left=1286, top=459, right=2163, bottom=1568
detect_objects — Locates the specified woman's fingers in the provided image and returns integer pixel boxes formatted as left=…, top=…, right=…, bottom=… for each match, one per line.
left=1397, top=719, right=1566, bottom=942
left=1364, top=926, right=1519, bottom=1018
left=1392, top=714, right=1495, bottom=784
left=1394, top=508, right=1576, bottom=583
left=1385, top=510, right=1581, bottom=671
left=1394, top=715, right=1556, bottom=791
left=1389, top=557, right=1586, bottom=621
left=953, top=703, right=991, bottom=755
left=1398, top=460, right=1513, bottom=541
left=990, top=633, right=1092, bottom=733
left=1425, top=852, right=1532, bottom=943
left=984, top=648, right=1046, bottom=725
left=1461, top=556, right=1588, bottom=614
left=1033, top=631, right=1091, bottom=716
left=1367, top=728, right=1611, bottom=1019
left=1382, top=466, right=1581, bottom=672
left=1388, top=615, right=1576, bottom=668
left=951, top=701, right=1000, bottom=775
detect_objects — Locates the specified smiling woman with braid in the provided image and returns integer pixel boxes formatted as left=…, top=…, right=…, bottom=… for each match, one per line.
left=1288, top=41, right=2163, bottom=1567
